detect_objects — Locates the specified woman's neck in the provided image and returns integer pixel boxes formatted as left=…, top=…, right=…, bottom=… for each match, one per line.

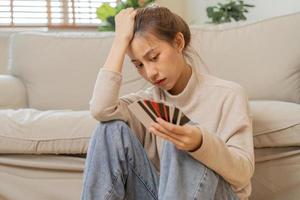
left=168, top=63, right=192, bottom=95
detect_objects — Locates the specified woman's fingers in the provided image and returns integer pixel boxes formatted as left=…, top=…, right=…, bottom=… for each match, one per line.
left=155, top=118, right=186, bottom=135
left=150, top=121, right=188, bottom=147
left=149, top=126, right=185, bottom=149
left=114, top=7, right=137, bottom=43
left=151, top=121, right=181, bottom=138
left=120, top=7, right=133, bottom=13
left=149, top=118, right=203, bottom=151
left=119, top=7, right=136, bottom=17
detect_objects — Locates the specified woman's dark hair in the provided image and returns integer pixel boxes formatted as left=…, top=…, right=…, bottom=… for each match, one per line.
left=133, top=5, right=210, bottom=74
left=134, top=5, right=190, bottom=51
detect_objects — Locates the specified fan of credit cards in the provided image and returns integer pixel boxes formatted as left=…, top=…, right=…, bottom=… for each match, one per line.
left=128, top=99, right=190, bottom=130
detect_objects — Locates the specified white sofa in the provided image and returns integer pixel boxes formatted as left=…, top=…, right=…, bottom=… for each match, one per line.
left=0, top=12, right=300, bottom=200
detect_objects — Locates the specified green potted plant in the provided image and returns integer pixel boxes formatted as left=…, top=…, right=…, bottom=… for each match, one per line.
left=206, top=0, right=254, bottom=24
left=97, top=0, right=155, bottom=31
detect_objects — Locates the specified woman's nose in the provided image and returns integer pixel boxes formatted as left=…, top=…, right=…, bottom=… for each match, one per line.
left=146, top=66, right=159, bottom=81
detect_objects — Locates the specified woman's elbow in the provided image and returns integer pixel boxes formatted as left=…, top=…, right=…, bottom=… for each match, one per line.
left=90, top=105, right=106, bottom=121
left=234, top=159, right=255, bottom=188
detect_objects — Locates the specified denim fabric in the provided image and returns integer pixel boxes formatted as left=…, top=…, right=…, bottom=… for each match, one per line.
left=81, top=120, right=239, bottom=200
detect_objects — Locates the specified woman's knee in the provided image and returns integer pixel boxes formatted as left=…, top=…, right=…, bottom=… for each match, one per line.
left=98, top=119, right=129, bottom=130
left=92, top=119, right=133, bottom=145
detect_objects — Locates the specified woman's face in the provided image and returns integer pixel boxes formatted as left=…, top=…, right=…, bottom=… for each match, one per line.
left=127, top=33, right=186, bottom=93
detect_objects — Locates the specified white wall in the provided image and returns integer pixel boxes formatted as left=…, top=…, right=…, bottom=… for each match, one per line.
left=156, top=0, right=185, bottom=18
left=158, top=0, right=300, bottom=25
left=245, top=0, right=300, bottom=23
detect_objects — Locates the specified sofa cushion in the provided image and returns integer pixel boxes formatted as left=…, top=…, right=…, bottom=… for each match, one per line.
left=9, top=32, right=151, bottom=110
left=1, top=101, right=299, bottom=154
left=0, top=32, right=10, bottom=74
left=190, top=12, right=300, bottom=104
left=0, top=109, right=98, bottom=154
left=0, top=75, right=27, bottom=109
left=250, top=101, right=300, bottom=148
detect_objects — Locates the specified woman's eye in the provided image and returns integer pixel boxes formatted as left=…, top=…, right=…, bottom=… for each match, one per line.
left=151, top=54, right=159, bottom=61
left=136, top=63, right=144, bottom=68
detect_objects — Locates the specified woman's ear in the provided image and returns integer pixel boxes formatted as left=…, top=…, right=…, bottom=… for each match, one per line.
left=174, top=32, right=185, bottom=53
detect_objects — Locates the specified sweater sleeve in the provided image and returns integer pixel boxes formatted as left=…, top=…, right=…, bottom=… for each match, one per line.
left=189, top=86, right=255, bottom=192
left=89, top=67, right=153, bottom=142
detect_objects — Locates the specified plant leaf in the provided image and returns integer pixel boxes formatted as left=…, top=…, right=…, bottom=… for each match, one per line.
left=207, top=7, right=215, bottom=18
left=96, top=3, right=117, bottom=21
left=206, top=0, right=253, bottom=24
left=98, top=25, right=115, bottom=32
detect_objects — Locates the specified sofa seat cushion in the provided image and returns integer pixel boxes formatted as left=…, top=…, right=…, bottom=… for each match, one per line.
left=1, top=101, right=299, bottom=154
left=0, top=109, right=98, bottom=154
left=251, top=101, right=300, bottom=148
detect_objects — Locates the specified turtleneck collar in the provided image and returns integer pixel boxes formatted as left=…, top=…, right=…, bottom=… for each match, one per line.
left=162, top=65, right=200, bottom=107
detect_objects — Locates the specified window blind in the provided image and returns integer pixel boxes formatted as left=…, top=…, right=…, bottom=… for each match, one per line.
left=0, top=0, right=117, bottom=28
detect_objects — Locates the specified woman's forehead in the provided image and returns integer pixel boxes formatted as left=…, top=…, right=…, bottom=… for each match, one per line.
left=128, top=34, right=168, bottom=58
left=128, top=36, right=156, bottom=57
left=131, top=34, right=158, bottom=49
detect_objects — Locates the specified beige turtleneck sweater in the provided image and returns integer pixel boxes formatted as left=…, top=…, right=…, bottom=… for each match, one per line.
left=89, top=65, right=255, bottom=200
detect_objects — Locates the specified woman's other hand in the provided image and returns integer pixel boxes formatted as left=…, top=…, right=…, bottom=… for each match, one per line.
left=102, top=8, right=137, bottom=73
left=115, top=7, right=137, bottom=44
left=149, top=118, right=203, bottom=152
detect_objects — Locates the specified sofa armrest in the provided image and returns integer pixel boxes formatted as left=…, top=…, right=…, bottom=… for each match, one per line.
left=0, top=75, right=27, bottom=109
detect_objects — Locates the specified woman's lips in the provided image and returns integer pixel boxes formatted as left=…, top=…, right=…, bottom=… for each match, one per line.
left=155, top=78, right=166, bottom=85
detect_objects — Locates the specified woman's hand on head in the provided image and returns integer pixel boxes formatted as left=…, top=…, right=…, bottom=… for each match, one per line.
left=115, top=7, right=137, bottom=44
left=149, top=118, right=203, bottom=152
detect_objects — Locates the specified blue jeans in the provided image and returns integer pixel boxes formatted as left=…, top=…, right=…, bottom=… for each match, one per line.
left=81, top=120, right=239, bottom=200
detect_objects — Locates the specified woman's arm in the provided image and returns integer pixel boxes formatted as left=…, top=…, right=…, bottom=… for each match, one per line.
left=90, top=8, right=138, bottom=119
left=189, top=87, right=254, bottom=191
left=102, top=37, right=129, bottom=74
left=102, top=8, right=137, bottom=73
left=149, top=85, right=254, bottom=191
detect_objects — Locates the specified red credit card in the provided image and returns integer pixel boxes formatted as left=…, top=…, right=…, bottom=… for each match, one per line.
left=128, top=99, right=191, bottom=130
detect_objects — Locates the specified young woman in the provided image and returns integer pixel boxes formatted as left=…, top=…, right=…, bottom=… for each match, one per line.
left=81, top=5, right=254, bottom=200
